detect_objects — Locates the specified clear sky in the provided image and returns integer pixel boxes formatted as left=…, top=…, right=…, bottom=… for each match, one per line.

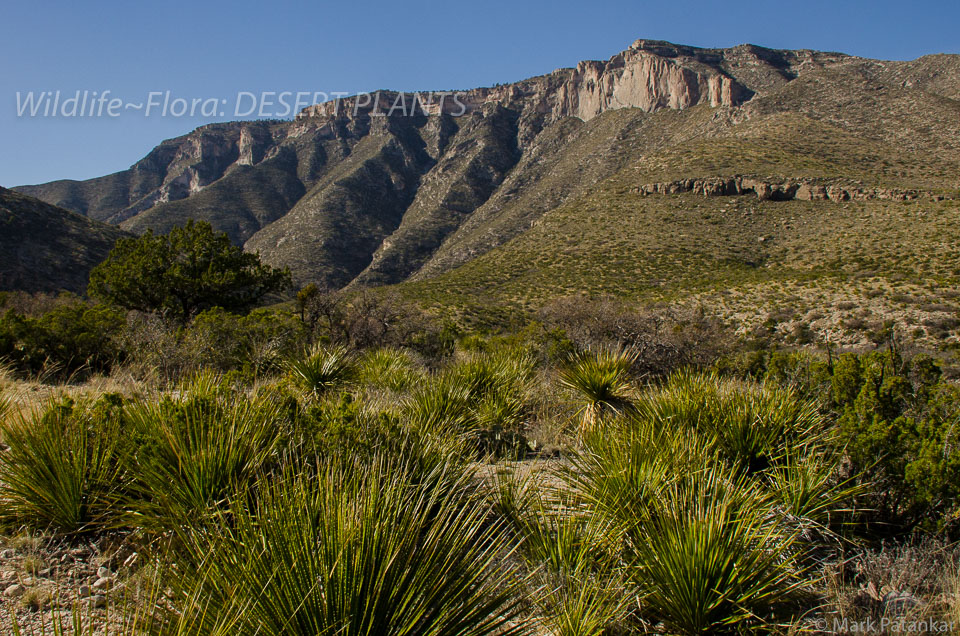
left=3, top=0, right=958, bottom=187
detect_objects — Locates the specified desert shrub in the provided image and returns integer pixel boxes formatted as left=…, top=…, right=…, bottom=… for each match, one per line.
left=123, top=373, right=287, bottom=530
left=356, top=347, right=422, bottom=392
left=491, top=468, right=632, bottom=635
left=830, top=350, right=960, bottom=536
left=0, top=300, right=125, bottom=380
left=184, top=307, right=305, bottom=378
left=297, top=285, right=448, bottom=356
left=287, top=343, right=357, bottom=400
left=539, top=296, right=729, bottom=378
left=122, top=307, right=307, bottom=386
left=0, top=394, right=127, bottom=534
left=561, top=375, right=849, bottom=633
left=155, top=454, right=525, bottom=635
left=408, top=350, right=533, bottom=457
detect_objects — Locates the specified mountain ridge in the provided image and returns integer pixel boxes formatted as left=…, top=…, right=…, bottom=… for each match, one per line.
left=13, top=39, right=960, bottom=291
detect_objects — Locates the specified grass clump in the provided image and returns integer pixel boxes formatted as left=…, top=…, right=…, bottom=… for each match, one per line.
left=0, top=395, right=126, bottom=535
left=357, top=347, right=421, bottom=392
left=158, top=454, right=526, bottom=635
left=287, top=343, right=357, bottom=399
left=123, top=373, right=286, bottom=530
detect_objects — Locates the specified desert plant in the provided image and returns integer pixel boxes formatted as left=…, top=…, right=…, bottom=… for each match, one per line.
left=491, top=468, right=632, bottom=635
left=155, top=454, right=527, bottom=635
left=123, top=373, right=286, bottom=530
left=624, top=466, right=809, bottom=634
left=0, top=396, right=126, bottom=534
left=287, top=343, right=357, bottom=399
left=637, top=371, right=828, bottom=475
left=408, top=351, right=533, bottom=456
left=559, top=347, right=637, bottom=436
left=357, top=347, right=421, bottom=391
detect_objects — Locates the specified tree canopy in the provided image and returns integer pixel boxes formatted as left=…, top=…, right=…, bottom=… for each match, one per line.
left=88, top=220, right=290, bottom=323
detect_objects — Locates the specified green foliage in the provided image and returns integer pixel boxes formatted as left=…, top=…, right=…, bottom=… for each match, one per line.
left=830, top=350, right=960, bottom=535
left=561, top=373, right=854, bottom=633
left=157, top=455, right=526, bottom=635
left=0, top=300, right=125, bottom=380
left=558, top=347, right=637, bottom=436
left=123, top=373, right=286, bottom=530
left=408, top=350, right=533, bottom=457
left=491, top=469, right=631, bottom=635
left=287, top=343, right=357, bottom=399
left=0, top=395, right=127, bottom=534
left=184, top=307, right=305, bottom=378
left=88, top=220, right=290, bottom=324
left=625, top=467, right=807, bottom=634
left=357, top=347, right=422, bottom=392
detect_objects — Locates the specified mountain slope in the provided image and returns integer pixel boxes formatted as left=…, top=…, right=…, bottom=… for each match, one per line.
left=13, top=39, right=960, bottom=308
left=0, top=187, right=128, bottom=294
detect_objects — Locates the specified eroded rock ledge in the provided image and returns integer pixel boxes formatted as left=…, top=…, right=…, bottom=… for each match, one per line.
left=633, top=176, right=953, bottom=202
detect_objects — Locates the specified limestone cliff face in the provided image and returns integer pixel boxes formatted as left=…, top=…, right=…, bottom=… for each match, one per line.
left=299, top=39, right=752, bottom=126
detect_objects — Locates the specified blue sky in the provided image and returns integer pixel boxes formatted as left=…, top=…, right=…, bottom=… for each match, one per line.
left=3, top=0, right=958, bottom=187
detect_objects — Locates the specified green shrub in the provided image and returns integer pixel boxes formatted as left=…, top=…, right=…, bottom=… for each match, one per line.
left=357, top=347, right=421, bottom=391
left=0, top=300, right=125, bottom=380
left=123, top=373, right=286, bottom=530
left=625, top=466, right=808, bottom=634
left=831, top=350, right=960, bottom=535
left=185, top=307, right=305, bottom=379
left=0, top=395, right=127, bottom=534
left=157, top=455, right=525, bottom=635
left=287, top=344, right=357, bottom=400
left=408, top=350, right=533, bottom=457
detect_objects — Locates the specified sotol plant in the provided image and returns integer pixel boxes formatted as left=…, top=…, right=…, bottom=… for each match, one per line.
left=559, top=347, right=638, bottom=437
left=123, top=373, right=286, bottom=530
left=0, top=396, right=126, bottom=534
left=157, top=454, right=527, bottom=635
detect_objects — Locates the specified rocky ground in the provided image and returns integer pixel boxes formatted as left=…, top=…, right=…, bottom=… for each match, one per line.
left=0, top=533, right=146, bottom=634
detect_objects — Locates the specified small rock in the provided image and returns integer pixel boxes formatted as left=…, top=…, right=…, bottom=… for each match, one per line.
left=92, top=576, right=111, bottom=591
left=3, top=583, right=25, bottom=599
left=60, top=554, right=74, bottom=564
left=86, top=594, right=107, bottom=608
left=20, top=576, right=34, bottom=586
left=1, top=570, right=16, bottom=582
left=97, top=566, right=111, bottom=579
left=39, top=568, right=52, bottom=577
left=78, top=584, right=91, bottom=598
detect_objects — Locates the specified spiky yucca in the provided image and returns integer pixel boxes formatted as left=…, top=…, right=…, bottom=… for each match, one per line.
left=558, top=347, right=637, bottom=437
left=158, top=455, right=527, bottom=635
left=626, top=467, right=807, bottom=634
left=491, top=467, right=632, bottom=635
left=357, top=347, right=421, bottom=391
left=408, top=350, right=533, bottom=455
left=0, top=397, right=125, bottom=534
left=124, top=373, right=285, bottom=529
left=288, top=343, right=357, bottom=399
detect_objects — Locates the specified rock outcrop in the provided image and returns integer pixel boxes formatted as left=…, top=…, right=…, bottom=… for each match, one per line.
left=633, top=176, right=949, bottom=202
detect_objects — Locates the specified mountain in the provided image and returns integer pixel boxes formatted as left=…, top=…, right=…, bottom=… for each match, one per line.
left=13, top=39, right=960, bottom=346
left=0, top=187, right=129, bottom=294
